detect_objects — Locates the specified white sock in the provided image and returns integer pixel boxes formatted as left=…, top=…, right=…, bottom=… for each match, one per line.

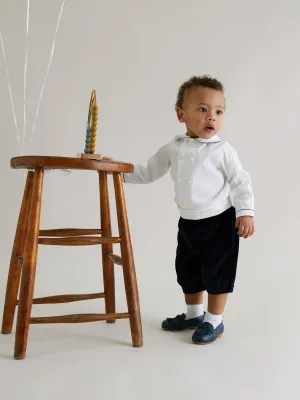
left=204, top=311, right=222, bottom=329
left=185, top=304, right=204, bottom=320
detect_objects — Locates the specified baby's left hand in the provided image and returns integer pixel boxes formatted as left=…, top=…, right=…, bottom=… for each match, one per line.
left=235, top=216, right=255, bottom=239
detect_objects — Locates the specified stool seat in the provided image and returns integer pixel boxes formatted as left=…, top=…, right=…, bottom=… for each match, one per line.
left=11, top=156, right=133, bottom=173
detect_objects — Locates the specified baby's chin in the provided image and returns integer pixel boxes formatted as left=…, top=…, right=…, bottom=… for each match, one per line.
left=190, top=130, right=219, bottom=139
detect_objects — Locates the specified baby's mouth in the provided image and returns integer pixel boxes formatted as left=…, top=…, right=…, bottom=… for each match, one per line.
left=204, top=126, right=215, bottom=133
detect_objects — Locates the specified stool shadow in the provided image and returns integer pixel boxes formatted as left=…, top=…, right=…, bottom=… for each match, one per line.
left=0, top=322, right=132, bottom=359
left=144, top=319, right=195, bottom=345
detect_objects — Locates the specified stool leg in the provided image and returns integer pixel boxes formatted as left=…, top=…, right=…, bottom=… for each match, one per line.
left=99, top=171, right=115, bottom=323
left=113, top=173, right=143, bottom=347
left=14, top=169, right=44, bottom=360
left=2, top=172, right=34, bottom=334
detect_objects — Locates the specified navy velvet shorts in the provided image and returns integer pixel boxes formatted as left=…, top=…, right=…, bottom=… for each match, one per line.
left=175, top=206, right=240, bottom=295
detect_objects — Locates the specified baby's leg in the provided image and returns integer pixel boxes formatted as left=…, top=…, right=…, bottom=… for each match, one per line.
left=207, top=293, right=228, bottom=315
left=185, top=292, right=204, bottom=320
left=185, top=292, right=204, bottom=305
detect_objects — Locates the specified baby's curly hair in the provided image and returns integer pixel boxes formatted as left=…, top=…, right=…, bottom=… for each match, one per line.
left=175, top=75, right=224, bottom=109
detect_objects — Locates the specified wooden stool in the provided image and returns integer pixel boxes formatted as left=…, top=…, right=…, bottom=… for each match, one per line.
left=1, top=156, right=143, bottom=359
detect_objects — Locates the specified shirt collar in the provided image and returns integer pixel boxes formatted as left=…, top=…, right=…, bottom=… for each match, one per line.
left=175, top=134, right=221, bottom=143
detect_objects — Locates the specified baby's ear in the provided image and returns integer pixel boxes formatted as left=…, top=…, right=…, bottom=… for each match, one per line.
left=176, top=107, right=185, bottom=123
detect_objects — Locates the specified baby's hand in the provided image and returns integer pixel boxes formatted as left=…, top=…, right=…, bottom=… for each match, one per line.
left=235, top=216, right=255, bottom=239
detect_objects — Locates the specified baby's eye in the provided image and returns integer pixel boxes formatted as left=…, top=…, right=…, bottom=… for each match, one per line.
left=216, top=110, right=223, bottom=115
left=199, top=107, right=207, bottom=112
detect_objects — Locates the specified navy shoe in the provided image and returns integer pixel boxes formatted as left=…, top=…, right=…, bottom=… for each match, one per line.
left=162, top=313, right=205, bottom=331
left=192, top=321, right=224, bottom=344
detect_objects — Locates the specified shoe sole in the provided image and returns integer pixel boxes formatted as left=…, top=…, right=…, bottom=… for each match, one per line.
left=162, top=326, right=199, bottom=332
left=192, top=333, right=224, bottom=345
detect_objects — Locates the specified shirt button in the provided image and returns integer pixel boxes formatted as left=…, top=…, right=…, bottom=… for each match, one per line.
left=178, top=179, right=181, bottom=182
left=188, top=179, right=192, bottom=184
left=190, top=157, right=194, bottom=160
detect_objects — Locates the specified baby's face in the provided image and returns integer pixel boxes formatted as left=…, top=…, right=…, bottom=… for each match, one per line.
left=177, top=86, right=225, bottom=138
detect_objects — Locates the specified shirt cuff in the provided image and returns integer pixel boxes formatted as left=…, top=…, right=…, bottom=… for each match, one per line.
left=236, top=209, right=255, bottom=218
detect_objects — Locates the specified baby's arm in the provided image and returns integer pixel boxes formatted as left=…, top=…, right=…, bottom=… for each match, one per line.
left=221, top=143, right=255, bottom=238
left=122, top=143, right=171, bottom=184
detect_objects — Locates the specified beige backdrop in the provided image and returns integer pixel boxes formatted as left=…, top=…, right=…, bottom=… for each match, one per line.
left=0, top=0, right=299, bottom=399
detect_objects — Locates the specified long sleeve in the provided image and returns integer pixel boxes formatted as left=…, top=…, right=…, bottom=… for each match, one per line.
left=221, top=143, right=255, bottom=218
left=123, top=143, right=171, bottom=184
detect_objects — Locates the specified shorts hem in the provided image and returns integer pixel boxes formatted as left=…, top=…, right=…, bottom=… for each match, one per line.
left=182, top=288, right=206, bottom=295
left=181, top=287, right=234, bottom=295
